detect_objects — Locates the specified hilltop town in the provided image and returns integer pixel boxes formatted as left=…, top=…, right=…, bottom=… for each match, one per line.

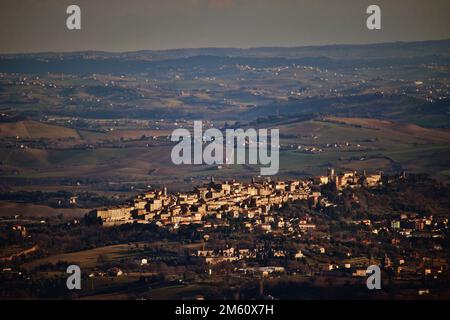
left=91, top=169, right=382, bottom=227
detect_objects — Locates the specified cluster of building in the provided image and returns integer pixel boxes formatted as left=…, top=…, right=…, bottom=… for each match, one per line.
left=91, top=169, right=382, bottom=227
left=83, top=169, right=447, bottom=293
left=314, top=168, right=382, bottom=189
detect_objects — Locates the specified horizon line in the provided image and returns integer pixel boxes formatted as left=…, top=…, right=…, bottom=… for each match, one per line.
left=1, top=38, right=449, bottom=56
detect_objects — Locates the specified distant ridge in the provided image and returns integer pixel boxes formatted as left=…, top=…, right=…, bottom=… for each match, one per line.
left=1, top=38, right=449, bottom=59
left=0, top=38, right=449, bottom=75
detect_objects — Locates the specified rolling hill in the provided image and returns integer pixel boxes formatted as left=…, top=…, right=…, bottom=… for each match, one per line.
left=0, top=120, right=80, bottom=139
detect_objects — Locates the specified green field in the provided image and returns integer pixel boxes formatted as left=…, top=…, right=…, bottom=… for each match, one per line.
left=22, top=242, right=149, bottom=270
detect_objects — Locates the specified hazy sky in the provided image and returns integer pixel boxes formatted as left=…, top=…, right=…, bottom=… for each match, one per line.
left=1, top=0, right=449, bottom=53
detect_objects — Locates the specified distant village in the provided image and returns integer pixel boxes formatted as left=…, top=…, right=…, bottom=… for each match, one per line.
left=91, top=169, right=383, bottom=228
